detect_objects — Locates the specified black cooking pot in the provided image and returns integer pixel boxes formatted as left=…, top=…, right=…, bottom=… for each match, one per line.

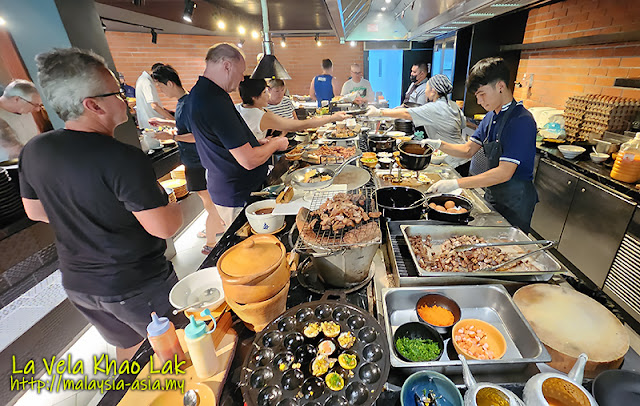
left=394, top=119, right=414, bottom=134
left=368, top=135, right=394, bottom=153
left=398, top=140, right=432, bottom=171
left=375, top=186, right=425, bottom=220
left=426, top=194, right=473, bottom=223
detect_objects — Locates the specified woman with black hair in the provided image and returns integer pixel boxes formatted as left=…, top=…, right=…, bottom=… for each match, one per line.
left=236, top=76, right=348, bottom=140
left=424, top=57, right=538, bottom=233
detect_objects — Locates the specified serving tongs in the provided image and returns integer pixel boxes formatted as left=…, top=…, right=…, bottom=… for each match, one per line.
left=454, top=239, right=557, bottom=273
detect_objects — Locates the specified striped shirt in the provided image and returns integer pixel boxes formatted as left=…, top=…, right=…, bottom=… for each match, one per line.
left=265, top=96, right=296, bottom=119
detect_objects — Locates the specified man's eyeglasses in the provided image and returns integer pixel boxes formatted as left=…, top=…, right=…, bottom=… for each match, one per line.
left=19, top=96, right=43, bottom=109
left=351, top=71, right=362, bottom=75
left=84, top=91, right=127, bottom=102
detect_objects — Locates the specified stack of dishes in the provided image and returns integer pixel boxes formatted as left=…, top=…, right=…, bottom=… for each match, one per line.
left=0, top=168, right=25, bottom=226
left=160, top=178, right=188, bottom=198
left=170, top=165, right=186, bottom=180
left=394, top=119, right=414, bottom=135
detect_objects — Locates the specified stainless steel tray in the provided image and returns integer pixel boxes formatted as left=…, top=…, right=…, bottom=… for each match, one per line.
left=401, top=225, right=563, bottom=277
left=382, top=285, right=551, bottom=373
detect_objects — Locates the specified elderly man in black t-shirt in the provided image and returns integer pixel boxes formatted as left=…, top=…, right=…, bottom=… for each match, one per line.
left=183, top=43, right=289, bottom=227
left=18, top=48, right=182, bottom=362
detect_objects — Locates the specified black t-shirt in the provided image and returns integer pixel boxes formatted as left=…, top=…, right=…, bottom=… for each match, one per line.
left=184, top=76, right=267, bottom=207
left=175, top=93, right=202, bottom=169
left=19, top=129, right=171, bottom=296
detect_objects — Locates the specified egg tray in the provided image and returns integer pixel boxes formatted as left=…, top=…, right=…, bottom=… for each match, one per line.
left=241, top=295, right=390, bottom=406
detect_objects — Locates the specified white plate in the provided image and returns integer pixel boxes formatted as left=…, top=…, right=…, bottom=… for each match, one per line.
left=386, top=131, right=406, bottom=137
left=169, top=266, right=225, bottom=310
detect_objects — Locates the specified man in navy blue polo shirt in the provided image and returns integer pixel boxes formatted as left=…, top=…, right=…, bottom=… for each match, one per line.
left=425, top=57, right=537, bottom=232
left=183, top=43, right=289, bottom=227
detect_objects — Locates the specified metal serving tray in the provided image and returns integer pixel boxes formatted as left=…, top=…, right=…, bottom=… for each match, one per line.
left=382, top=285, right=551, bottom=373
left=401, top=225, right=563, bottom=277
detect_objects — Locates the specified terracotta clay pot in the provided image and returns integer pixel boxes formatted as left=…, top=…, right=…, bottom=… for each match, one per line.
left=217, top=234, right=289, bottom=304
left=226, top=281, right=290, bottom=332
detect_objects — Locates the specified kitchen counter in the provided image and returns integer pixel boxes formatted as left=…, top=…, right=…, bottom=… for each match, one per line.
left=537, top=143, right=640, bottom=203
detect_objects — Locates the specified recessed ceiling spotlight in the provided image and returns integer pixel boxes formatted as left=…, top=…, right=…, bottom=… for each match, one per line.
left=251, top=30, right=259, bottom=39
left=350, top=41, right=356, bottom=47
left=0, top=17, right=5, bottom=26
left=217, top=20, right=225, bottom=30
left=385, top=0, right=391, bottom=3
left=381, top=7, right=387, bottom=11
left=238, top=25, right=246, bottom=35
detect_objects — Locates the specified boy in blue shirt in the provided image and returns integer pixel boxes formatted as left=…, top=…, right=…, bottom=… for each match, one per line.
left=426, top=57, right=538, bottom=232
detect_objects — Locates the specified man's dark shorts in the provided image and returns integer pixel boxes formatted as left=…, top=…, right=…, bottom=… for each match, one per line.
left=185, top=166, right=207, bottom=192
left=65, top=270, right=179, bottom=348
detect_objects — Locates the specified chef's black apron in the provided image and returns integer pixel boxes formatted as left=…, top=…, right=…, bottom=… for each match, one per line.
left=482, top=101, right=538, bottom=233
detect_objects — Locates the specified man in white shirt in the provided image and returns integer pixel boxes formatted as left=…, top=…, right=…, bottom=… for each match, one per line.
left=341, top=63, right=374, bottom=104
left=0, top=79, right=43, bottom=161
left=403, top=63, right=428, bottom=106
left=134, top=65, right=173, bottom=129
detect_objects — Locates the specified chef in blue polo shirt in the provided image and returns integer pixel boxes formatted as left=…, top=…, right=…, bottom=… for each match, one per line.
left=425, top=57, right=538, bottom=232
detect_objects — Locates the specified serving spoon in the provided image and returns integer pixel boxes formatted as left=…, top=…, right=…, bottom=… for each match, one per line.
left=172, top=287, right=220, bottom=315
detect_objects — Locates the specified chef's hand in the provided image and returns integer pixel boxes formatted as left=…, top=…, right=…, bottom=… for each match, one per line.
left=153, top=131, right=173, bottom=141
left=427, top=179, right=460, bottom=194
left=365, top=106, right=382, bottom=117
left=421, top=138, right=442, bottom=151
left=272, top=136, right=289, bottom=151
left=148, top=117, right=172, bottom=127
left=330, top=111, right=349, bottom=121
left=354, top=96, right=366, bottom=105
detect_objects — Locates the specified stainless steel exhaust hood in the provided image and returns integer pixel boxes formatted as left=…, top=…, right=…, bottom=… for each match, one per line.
left=325, top=0, right=542, bottom=42
left=251, top=0, right=291, bottom=80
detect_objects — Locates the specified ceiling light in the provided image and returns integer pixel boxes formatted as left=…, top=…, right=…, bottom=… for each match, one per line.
left=469, top=12, right=495, bottom=17
left=151, top=28, right=158, bottom=44
left=238, top=25, right=246, bottom=35
left=385, top=0, right=391, bottom=3
left=315, top=34, right=321, bottom=46
left=490, top=3, right=520, bottom=7
left=280, top=35, right=286, bottom=48
left=217, top=20, right=225, bottom=30
left=101, top=19, right=107, bottom=32
left=350, top=41, right=356, bottom=47
left=237, top=39, right=245, bottom=48
left=251, top=30, right=259, bottom=39
left=183, top=0, right=195, bottom=23
left=381, top=7, right=386, bottom=11
left=0, top=17, right=6, bottom=26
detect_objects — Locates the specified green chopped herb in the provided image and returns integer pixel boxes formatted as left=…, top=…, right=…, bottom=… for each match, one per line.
left=395, top=336, right=441, bottom=362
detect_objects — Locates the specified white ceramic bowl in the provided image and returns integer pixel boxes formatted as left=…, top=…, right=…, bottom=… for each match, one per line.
left=169, top=266, right=225, bottom=313
left=245, top=199, right=285, bottom=234
left=590, top=152, right=609, bottom=163
left=431, top=152, right=448, bottom=165
left=558, top=145, right=585, bottom=159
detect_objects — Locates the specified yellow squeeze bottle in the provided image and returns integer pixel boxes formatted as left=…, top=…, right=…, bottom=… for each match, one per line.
left=184, top=310, right=218, bottom=379
left=610, top=132, right=640, bottom=183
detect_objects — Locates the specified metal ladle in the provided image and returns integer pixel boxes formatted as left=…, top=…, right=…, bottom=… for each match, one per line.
left=172, top=287, right=220, bottom=315
left=183, top=389, right=200, bottom=406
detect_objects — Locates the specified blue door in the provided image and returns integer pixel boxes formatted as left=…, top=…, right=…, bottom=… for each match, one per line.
left=368, top=49, right=403, bottom=108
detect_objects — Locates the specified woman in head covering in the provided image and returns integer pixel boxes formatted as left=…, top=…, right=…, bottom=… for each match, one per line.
left=365, top=74, right=471, bottom=175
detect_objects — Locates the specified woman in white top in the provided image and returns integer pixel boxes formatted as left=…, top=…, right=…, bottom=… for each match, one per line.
left=236, top=77, right=347, bottom=140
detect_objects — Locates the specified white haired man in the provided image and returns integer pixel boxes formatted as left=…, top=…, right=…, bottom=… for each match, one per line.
left=19, top=48, right=182, bottom=362
left=0, top=79, right=42, bottom=161
left=183, top=43, right=289, bottom=227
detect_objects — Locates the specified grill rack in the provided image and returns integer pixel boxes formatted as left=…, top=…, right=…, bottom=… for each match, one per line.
left=294, top=187, right=381, bottom=252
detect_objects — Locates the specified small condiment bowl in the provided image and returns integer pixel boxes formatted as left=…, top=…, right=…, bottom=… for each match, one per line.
left=393, top=321, right=444, bottom=363
left=416, top=293, right=461, bottom=337
left=400, top=370, right=463, bottom=406
left=452, top=319, right=507, bottom=361
left=360, top=156, right=378, bottom=168
left=589, top=152, right=609, bottom=163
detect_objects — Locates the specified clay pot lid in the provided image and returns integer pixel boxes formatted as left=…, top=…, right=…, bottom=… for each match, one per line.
left=218, top=234, right=284, bottom=277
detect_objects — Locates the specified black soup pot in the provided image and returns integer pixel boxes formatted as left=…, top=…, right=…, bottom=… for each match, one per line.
left=398, top=141, right=432, bottom=171
left=426, top=194, right=473, bottom=224
left=368, top=135, right=394, bottom=153
left=375, top=187, right=426, bottom=220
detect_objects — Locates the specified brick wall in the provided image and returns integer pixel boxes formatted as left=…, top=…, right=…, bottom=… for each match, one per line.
left=106, top=32, right=364, bottom=110
left=513, top=0, right=640, bottom=109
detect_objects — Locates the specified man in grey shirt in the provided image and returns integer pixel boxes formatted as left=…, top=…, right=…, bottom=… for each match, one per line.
left=341, top=64, right=374, bottom=104
left=366, top=74, right=470, bottom=175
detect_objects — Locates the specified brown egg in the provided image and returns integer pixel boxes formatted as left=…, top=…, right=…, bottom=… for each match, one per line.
left=435, top=205, right=446, bottom=212
left=444, top=200, right=456, bottom=209
left=458, top=208, right=468, bottom=214
left=429, top=202, right=437, bottom=209
left=447, top=207, right=458, bottom=213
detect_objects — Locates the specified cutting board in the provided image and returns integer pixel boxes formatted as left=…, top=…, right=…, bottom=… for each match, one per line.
left=118, top=312, right=237, bottom=406
left=513, top=284, right=629, bottom=378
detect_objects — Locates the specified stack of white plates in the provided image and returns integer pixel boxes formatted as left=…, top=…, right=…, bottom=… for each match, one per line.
left=0, top=168, right=25, bottom=225
left=558, top=145, right=586, bottom=159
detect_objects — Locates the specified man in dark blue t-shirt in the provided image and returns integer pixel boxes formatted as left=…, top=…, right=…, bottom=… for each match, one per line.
left=183, top=43, right=289, bottom=227
left=425, top=57, right=538, bottom=232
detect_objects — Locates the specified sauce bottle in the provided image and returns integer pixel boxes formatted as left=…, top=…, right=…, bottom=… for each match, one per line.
left=147, top=312, right=186, bottom=366
left=610, top=132, right=640, bottom=183
left=184, top=310, right=218, bottom=378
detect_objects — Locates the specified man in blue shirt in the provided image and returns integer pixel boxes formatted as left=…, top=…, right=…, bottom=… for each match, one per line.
left=426, top=57, right=538, bottom=232
left=183, top=43, right=289, bottom=227
left=310, top=59, right=339, bottom=107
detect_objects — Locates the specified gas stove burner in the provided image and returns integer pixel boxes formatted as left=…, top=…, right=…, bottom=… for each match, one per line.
left=297, top=258, right=374, bottom=295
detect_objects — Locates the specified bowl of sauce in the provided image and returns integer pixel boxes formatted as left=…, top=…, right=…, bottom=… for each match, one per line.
left=246, top=199, right=285, bottom=234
